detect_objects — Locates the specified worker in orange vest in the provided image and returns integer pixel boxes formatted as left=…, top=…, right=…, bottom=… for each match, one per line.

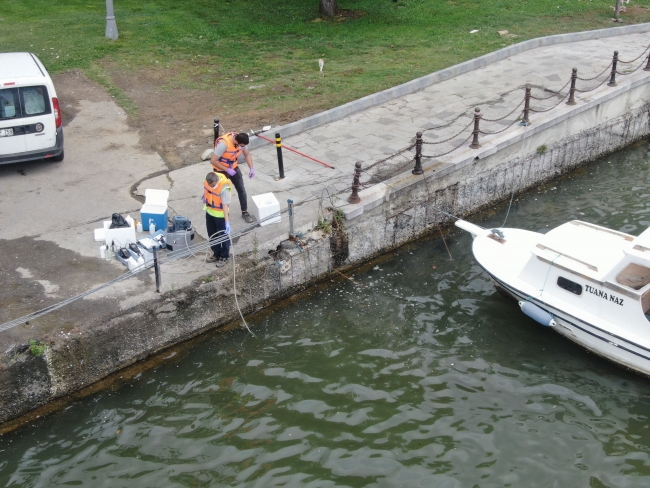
left=203, top=171, right=233, bottom=267
left=210, top=132, right=256, bottom=224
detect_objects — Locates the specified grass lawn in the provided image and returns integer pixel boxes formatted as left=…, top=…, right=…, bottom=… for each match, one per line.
left=1, top=0, right=649, bottom=162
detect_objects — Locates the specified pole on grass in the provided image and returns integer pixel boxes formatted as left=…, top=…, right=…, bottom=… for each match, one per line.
left=105, top=0, right=119, bottom=40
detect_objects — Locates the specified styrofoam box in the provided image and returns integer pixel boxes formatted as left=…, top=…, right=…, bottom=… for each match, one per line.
left=251, top=192, right=281, bottom=227
left=140, top=189, right=169, bottom=231
left=102, top=220, right=136, bottom=247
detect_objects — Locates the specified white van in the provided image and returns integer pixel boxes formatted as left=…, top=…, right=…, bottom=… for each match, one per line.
left=0, top=53, right=64, bottom=165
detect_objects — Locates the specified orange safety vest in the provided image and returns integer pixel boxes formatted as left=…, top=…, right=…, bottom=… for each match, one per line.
left=203, top=173, right=232, bottom=217
left=213, top=132, right=243, bottom=171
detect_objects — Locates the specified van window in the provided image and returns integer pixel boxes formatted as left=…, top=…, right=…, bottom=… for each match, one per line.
left=0, top=88, right=20, bottom=119
left=557, top=276, right=582, bottom=295
left=21, top=86, right=50, bottom=117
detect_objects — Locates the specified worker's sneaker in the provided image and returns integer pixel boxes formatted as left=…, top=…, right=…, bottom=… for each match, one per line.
left=242, top=211, right=255, bottom=224
left=206, top=254, right=218, bottom=263
left=215, top=256, right=230, bottom=268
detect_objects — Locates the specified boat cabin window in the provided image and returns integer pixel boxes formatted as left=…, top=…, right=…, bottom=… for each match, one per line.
left=557, top=276, right=582, bottom=295
left=616, top=263, right=650, bottom=290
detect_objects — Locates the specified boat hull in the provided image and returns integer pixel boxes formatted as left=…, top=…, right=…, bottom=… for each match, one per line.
left=483, top=266, right=650, bottom=377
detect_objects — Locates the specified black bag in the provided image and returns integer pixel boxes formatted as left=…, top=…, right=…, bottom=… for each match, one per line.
left=109, top=213, right=129, bottom=229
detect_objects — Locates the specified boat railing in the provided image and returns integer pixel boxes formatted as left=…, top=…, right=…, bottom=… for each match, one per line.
left=535, top=244, right=599, bottom=272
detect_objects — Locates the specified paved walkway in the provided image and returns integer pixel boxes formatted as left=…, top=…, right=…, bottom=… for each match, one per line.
left=158, top=31, right=650, bottom=255
left=1, top=29, right=649, bottom=348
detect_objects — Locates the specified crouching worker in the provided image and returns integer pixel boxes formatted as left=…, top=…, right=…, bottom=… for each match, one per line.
left=203, top=172, right=233, bottom=267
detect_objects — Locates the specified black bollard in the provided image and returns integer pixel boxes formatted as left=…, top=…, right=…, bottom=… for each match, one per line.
left=213, top=118, right=220, bottom=145
left=349, top=162, right=362, bottom=204
left=469, top=108, right=481, bottom=149
left=521, top=87, right=531, bottom=126
left=275, top=133, right=285, bottom=179
left=153, top=247, right=161, bottom=293
left=412, top=132, right=424, bottom=175
left=608, top=51, right=619, bottom=87
left=567, top=68, right=577, bottom=106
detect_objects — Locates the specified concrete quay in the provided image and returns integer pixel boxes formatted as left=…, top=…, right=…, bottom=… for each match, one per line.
left=2, top=25, right=650, bottom=428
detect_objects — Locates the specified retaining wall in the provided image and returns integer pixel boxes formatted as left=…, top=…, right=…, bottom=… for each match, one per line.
left=2, top=50, right=650, bottom=430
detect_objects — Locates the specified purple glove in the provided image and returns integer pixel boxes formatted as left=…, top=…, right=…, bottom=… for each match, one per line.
left=249, top=167, right=255, bottom=179
left=225, top=167, right=236, bottom=177
left=225, top=222, right=231, bottom=234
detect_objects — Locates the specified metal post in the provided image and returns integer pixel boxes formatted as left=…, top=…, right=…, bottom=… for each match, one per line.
left=348, top=162, right=362, bottom=204
left=213, top=118, right=220, bottom=145
left=644, top=52, right=650, bottom=71
left=469, top=108, right=481, bottom=149
left=287, top=199, right=295, bottom=237
left=153, top=247, right=161, bottom=293
left=520, top=87, right=531, bottom=126
left=567, top=68, right=577, bottom=106
left=608, top=51, right=619, bottom=87
left=276, top=133, right=285, bottom=179
left=105, top=0, right=119, bottom=40
left=412, top=132, right=424, bottom=175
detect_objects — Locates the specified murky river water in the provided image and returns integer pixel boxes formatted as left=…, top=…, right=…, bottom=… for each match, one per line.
left=3, top=142, right=650, bottom=487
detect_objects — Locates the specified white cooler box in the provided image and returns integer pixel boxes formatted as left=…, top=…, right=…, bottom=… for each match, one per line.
left=251, top=192, right=281, bottom=226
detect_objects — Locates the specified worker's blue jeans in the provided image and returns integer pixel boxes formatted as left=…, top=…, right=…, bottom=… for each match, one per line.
left=205, top=213, right=230, bottom=259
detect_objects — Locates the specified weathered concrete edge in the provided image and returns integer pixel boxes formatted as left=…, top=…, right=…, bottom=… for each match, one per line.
left=248, top=22, right=650, bottom=150
left=2, top=98, right=648, bottom=429
left=340, top=72, right=650, bottom=219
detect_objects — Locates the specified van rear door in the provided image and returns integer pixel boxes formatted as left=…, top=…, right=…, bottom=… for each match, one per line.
left=20, top=85, right=56, bottom=152
left=0, top=87, right=26, bottom=157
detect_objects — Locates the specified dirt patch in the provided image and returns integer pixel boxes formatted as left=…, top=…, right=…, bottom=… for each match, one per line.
left=52, top=70, right=112, bottom=128
left=103, top=65, right=323, bottom=171
left=52, top=65, right=324, bottom=172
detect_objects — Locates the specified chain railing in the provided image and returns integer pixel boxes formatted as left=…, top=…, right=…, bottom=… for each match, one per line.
left=345, top=43, right=650, bottom=204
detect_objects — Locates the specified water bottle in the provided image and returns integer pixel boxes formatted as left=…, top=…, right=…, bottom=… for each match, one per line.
left=100, top=245, right=106, bottom=259
left=136, top=220, right=143, bottom=233
left=149, top=218, right=156, bottom=235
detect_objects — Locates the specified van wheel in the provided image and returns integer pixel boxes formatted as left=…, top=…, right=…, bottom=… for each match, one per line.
left=51, top=150, right=64, bottom=162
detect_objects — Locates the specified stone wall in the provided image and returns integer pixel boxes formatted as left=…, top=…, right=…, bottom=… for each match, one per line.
left=2, top=72, right=650, bottom=430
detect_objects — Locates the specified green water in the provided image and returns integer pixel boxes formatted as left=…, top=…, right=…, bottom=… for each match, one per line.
left=3, top=143, right=650, bottom=487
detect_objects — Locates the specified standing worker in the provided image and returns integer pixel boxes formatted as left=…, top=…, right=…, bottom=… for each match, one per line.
left=203, top=172, right=233, bottom=267
left=210, top=132, right=256, bottom=224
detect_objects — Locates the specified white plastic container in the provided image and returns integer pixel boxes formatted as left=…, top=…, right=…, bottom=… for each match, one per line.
left=127, top=256, right=145, bottom=273
left=251, top=192, right=281, bottom=227
left=102, top=219, right=136, bottom=248
left=100, top=245, right=106, bottom=259
left=136, top=221, right=143, bottom=233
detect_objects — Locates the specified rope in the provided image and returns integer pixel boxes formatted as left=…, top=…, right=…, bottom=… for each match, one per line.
left=422, top=133, right=474, bottom=159
left=422, top=118, right=474, bottom=145
left=577, top=62, right=612, bottom=82
left=529, top=90, right=570, bottom=112
left=618, top=44, right=650, bottom=64
left=574, top=75, right=611, bottom=94
left=529, top=79, right=571, bottom=101
left=482, top=98, right=525, bottom=122
left=479, top=112, right=524, bottom=135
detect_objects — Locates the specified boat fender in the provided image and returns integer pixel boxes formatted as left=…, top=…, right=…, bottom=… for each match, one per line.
left=518, top=301, right=556, bottom=327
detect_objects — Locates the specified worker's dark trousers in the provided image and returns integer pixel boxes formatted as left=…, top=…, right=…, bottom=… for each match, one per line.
left=217, top=167, right=248, bottom=213
left=205, top=213, right=230, bottom=258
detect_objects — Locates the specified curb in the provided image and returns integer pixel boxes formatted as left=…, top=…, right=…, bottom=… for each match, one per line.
left=249, top=22, right=650, bottom=150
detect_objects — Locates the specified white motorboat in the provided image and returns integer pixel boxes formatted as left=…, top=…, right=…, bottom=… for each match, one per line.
left=456, top=218, right=650, bottom=376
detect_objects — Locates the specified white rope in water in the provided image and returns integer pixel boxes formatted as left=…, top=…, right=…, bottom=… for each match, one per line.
left=501, top=122, right=530, bottom=228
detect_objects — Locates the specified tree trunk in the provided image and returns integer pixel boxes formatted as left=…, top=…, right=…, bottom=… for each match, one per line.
left=319, top=0, right=338, bottom=16
left=614, top=0, right=623, bottom=21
